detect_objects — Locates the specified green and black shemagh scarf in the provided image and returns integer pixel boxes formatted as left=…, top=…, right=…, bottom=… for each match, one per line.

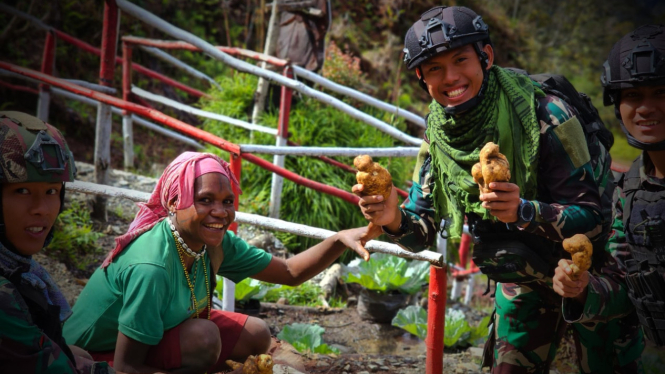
left=426, top=66, right=545, bottom=239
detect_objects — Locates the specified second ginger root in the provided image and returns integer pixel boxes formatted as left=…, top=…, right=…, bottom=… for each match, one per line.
left=562, top=234, right=593, bottom=280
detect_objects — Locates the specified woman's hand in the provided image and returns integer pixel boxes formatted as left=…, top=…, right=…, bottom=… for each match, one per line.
left=352, top=183, right=401, bottom=230
left=335, top=225, right=383, bottom=261
left=479, top=182, right=521, bottom=223
left=553, top=259, right=590, bottom=303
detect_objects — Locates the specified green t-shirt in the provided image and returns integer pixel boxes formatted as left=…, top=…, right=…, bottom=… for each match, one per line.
left=63, top=219, right=272, bottom=351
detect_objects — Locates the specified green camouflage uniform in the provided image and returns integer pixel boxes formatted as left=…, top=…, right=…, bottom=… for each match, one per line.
left=384, top=95, right=643, bottom=373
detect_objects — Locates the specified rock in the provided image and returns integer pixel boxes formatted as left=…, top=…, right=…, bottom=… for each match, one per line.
left=273, top=364, right=307, bottom=374
left=357, top=372, right=370, bottom=374
left=315, top=361, right=329, bottom=367
left=277, top=297, right=289, bottom=305
left=379, top=366, right=390, bottom=371
left=468, top=347, right=484, bottom=357
left=343, top=364, right=350, bottom=371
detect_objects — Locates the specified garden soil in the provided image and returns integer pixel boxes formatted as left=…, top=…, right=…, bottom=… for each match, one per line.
left=39, top=162, right=585, bottom=373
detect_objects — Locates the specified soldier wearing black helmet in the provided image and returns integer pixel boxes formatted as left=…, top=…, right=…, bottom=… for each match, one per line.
left=353, top=5, right=643, bottom=373
left=555, top=25, right=665, bottom=348
left=0, top=111, right=120, bottom=373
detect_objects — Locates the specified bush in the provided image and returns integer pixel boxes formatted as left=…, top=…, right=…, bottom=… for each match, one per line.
left=199, top=72, right=414, bottom=255
left=47, top=201, right=105, bottom=271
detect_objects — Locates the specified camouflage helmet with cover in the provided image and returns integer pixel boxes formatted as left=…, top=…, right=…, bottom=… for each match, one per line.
left=601, top=24, right=665, bottom=151
left=0, top=111, right=76, bottom=184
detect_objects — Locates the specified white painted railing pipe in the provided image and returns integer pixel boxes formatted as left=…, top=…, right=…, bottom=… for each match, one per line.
left=115, top=0, right=421, bottom=146
left=292, top=66, right=426, bottom=128
left=131, top=86, right=278, bottom=135
left=65, top=180, right=444, bottom=267
left=63, top=79, right=117, bottom=94
left=137, top=45, right=222, bottom=90
left=239, top=145, right=420, bottom=157
left=47, top=86, right=204, bottom=149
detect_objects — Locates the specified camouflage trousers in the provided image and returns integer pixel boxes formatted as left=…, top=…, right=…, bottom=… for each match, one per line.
left=486, top=280, right=644, bottom=374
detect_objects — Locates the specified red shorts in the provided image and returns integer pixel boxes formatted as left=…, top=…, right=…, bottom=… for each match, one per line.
left=89, top=309, right=248, bottom=370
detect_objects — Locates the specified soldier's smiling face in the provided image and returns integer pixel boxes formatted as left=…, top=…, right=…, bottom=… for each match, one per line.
left=2, top=182, right=62, bottom=256
left=620, top=85, right=665, bottom=145
left=416, top=44, right=494, bottom=110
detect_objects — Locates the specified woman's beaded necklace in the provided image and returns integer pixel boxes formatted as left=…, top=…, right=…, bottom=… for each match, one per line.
left=170, top=228, right=211, bottom=320
left=168, top=217, right=206, bottom=260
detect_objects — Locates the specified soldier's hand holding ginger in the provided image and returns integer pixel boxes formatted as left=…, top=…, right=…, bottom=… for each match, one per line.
left=553, top=234, right=593, bottom=302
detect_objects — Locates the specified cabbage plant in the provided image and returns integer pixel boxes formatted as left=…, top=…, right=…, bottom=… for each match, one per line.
left=342, top=253, right=430, bottom=294
left=277, top=323, right=340, bottom=354
left=391, top=305, right=491, bottom=348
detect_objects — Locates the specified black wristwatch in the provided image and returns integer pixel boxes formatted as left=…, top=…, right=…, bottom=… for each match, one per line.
left=510, top=198, right=535, bottom=228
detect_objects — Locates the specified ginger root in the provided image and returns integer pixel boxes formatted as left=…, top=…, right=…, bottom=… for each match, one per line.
left=353, top=155, right=393, bottom=261
left=354, top=155, right=393, bottom=201
left=226, top=354, right=274, bottom=374
left=562, top=234, right=593, bottom=280
left=472, top=142, right=511, bottom=194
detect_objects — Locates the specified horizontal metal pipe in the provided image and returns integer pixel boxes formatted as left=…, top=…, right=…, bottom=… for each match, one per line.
left=131, top=86, right=278, bottom=135
left=63, top=79, right=117, bottom=94
left=137, top=45, right=222, bottom=90
left=239, top=144, right=419, bottom=157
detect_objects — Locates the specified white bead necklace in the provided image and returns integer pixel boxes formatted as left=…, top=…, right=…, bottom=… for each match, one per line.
left=168, top=217, right=206, bottom=261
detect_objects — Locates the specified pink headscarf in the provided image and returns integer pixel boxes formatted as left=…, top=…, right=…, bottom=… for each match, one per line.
left=101, top=152, right=240, bottom=268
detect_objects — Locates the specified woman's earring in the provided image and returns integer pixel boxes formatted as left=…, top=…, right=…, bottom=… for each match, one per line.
left=169, top=211, right=175, bottom=217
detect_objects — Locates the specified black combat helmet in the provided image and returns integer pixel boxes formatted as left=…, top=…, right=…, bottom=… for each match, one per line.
left=601, top=24, right=665, bottom=151
left=403, top=6, right=492, bottom=114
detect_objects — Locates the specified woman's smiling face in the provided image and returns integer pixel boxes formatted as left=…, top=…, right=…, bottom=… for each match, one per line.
left=169, top=173, right=236, bottom=251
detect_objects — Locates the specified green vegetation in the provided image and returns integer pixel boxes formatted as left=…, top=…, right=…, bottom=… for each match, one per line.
left=47, top=201, right=105, bottom=271
left=215, top=276, right=346, bottom=308
left=277, top=323, right=340, bottom=355
left=198, top=51, right=414, bottom=254
left=342, top=253, right=430, bottom=295
left=391, top=306, right=491, bottom=349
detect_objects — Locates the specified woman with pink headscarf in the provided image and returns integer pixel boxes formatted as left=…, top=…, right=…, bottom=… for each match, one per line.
left=62, top=152, right=374, bottom=374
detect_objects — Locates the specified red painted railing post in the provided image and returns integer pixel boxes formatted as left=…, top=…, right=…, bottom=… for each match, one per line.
left=122, top=41, right=134, bottom=169
left=229, top=153, right=242, bottom=234
left=459, top=232, right=471, bottom=270
left=426, top=265, right=447, bottom=374
left=37, top=30, right=56, bottom=121
left=268, top=66, right=294, bottom=219
left=92, top=0, right=119, bottom=221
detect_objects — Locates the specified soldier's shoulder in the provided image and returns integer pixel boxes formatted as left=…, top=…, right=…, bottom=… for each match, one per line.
left=536, top=94, right=577, bottom=129
left=0, top=275, right=31, bottom=321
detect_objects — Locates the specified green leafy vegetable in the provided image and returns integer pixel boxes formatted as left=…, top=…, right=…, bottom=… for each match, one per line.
left=215, top=277, right=277, bottom=302
left=391, top=305, right=428, bottom=339
left=391, top=306, right=491, bottom=348
left=343, top=253, right=429, bottom=294
left=277, top=323, right=340, bottom=355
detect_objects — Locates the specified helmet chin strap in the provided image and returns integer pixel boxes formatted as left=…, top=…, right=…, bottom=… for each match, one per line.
left=615, top=106, right=665, bottom=151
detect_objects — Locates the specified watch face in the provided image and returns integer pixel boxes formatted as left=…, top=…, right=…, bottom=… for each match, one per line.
left=521, top=201, right=534, bottom=221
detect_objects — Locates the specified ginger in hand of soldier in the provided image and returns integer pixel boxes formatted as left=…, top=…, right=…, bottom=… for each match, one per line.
left=354, top=155, right=393, bottom=201
left=562, top=234, right=593, bottom=280
left=471, top=142, right=511, bottom=194
left=354, top=155, right=392, bottom=260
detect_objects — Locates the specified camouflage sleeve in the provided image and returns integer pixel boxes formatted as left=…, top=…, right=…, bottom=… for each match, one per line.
left=523, top=95, right=604, bottom=242
left=384, top=141, right=438, bottom=252
left=562, top=185, right=634, bottom=322
left=0, top=278, right=115, bottom=374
